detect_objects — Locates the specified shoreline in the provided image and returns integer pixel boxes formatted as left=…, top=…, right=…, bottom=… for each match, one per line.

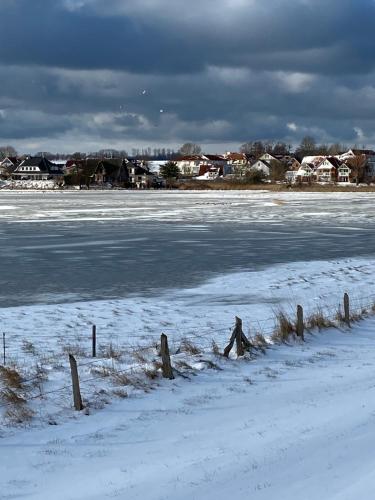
left=178, top=181, right=375, bottom=192
left=1, top=183, right=375, bottom=193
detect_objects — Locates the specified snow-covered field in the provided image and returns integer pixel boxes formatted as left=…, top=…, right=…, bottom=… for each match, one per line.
left=1, top=256, right=375, bottom=499
left=2, top=315, right=375, bottom=499
left=2, top=190, right=375, bottom=498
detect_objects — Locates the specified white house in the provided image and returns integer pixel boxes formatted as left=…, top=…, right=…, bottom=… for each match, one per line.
left=13, top=157, right=63, bottom=181
left=223, top=152, right=251, bottom=176
left=337, top=164, right=351, bottom=183
left=259, top=153, right=278, bottom=163
left=202, top=155, right=230, bottom=175
left=314, top=158, right=340, bottom=183
left=251, top=160, right=271, bottom=176
left=127, top=163, right=156, bottom=189
left=296, top=164, right=313, bottom=182
left=196, top=167, right=221, bottom=180
left=224, top=152, right=248, bottom=166
left=285, top=164, right=313, bottom=184
left=175, top=156, right=202, bottom=176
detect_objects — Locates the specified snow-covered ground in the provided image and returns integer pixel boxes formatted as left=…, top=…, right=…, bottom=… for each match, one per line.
left=0, top=180, right=59, bottom=190
left=1, top=256, right=375, bottom=430
left=2, top=315, right=375, bottom=499
left=2, top=190, right=375, bottom=498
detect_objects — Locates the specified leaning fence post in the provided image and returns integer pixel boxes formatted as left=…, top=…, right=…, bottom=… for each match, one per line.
left=69, top=354, right=83, bottom=411
left=224, top=316, right=251, bottom=358
left=224, top=320, right=237, bottom=357
left=92, top=325, right=97, bottom=358
left=235, top=317, right=245, bottom=357
left=344, top=293, right=350, bottom=327
left=160, top=334, right=174, bottom=380
left=296, top=305, right=304, bottom=340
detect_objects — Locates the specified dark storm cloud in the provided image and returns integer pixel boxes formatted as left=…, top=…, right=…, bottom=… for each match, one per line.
left=1, top=0, right=375, bottom=151
left=1, top=0, right=375, bottom=75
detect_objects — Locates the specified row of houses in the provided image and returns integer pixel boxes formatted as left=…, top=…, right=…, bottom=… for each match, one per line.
left=0, top=156, right=164, bottom=188
left=286, top=150, right=375, bottom=184
left=175, top=149, right=375, bottom=183
left=1, top=148, right=375, bottom=187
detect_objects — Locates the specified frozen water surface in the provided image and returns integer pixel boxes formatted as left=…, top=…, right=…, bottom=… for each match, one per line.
left=0, top=190, right=375, bottom=307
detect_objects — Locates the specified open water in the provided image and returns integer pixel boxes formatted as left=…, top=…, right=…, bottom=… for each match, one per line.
left=1, top=190, right=375, bottom=307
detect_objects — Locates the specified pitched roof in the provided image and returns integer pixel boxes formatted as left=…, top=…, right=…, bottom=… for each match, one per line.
left=127, top=163, right=151, bottom=176
left=316, top=157, right=341, bottom=169
left=352, top=149, right=375, bottom=156
left=97, top=159, right=125, bottom=175
left=18, top=157, right=55, bottom=172
left=252, top=159, right=272, bottom=168
left=0, top=156, right=18, bottom=166
left=82, top=159, right=100, bottom=176
left=177, top=155, right=202, bottom=161
left=302, top=155, right=325, bottom=166
left=225, top=152, right=246, bottom=160
left=326, top=156, right=342, bottom=168
left=203, top=154, right=225, bottom=161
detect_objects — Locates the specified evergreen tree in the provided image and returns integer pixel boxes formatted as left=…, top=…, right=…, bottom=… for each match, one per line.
left=160, top=161, right=180, bottom=179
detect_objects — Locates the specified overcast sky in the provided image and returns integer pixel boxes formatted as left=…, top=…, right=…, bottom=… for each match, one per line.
left=1, top=0, right=375, bottom=154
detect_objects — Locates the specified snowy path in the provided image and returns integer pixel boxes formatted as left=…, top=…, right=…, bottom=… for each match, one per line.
left=2, top=319, right=375, bottom=499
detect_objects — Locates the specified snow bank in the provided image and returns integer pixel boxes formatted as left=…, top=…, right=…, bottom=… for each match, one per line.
left=0, top=256, right=375, bottom=434
left=1, top=180, right=59, bottom=190
left=2, top=315, right=375, bottom=499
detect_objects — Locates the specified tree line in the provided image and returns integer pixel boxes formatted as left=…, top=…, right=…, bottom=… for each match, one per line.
left=239, top=137, right=365, bottom=160
left=0, top=138, right=369, bottom=162
left=0, top=143, right=203, bottom=161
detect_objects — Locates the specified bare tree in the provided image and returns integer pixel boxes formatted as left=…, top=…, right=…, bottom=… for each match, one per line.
left=71, top=152, right=85, bottom=160
left=295, top=136, right=317, bottom=159
left=239, top=142, right=253, bottom=154
left=269, top=160, right=288, bottom=182
left=272, top=142, right=290, bottom=155
left=240, top=141, right=269, bottom=159
left=328, top=143, right=344, bottom=155
left=97, top=149, right=121, bottom=159
left=0, top=145, right=17, bottom=159
left=316, top=144, right=329, bottom=155
left=347, top=154, right=367, bottom=185
left=251, top=141, right=266, bottom=159
left=178, top=143, right=202, bottom=156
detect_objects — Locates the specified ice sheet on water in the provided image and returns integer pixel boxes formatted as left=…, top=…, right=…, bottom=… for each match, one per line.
left=0, top=190, right=372, bottom=224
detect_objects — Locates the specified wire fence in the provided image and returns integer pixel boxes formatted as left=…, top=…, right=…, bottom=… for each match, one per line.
left=1, top=290, right=375, bottom=416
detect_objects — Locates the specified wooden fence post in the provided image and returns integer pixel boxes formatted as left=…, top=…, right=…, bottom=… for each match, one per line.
left=296, top=305, right=304, bottom=340
left=160, top=334, right=174, bottom=380
left=224, top=323, right=237, bottom=358
left=344, top=293, right=350, bottom=327
left=92, top=325, right=97, bottom=358
left=69, top=354, right=83, bottom=411
left=235, top=317, right=245, bottom=357
left=224, top=317, right=252, bottom=358
left=2, top=332, right=5, bottom=366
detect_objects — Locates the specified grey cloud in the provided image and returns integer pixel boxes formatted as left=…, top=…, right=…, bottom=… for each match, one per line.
left=1, top=0, right=375, bottom=151
left=1, top=0, right=374, bottom=75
